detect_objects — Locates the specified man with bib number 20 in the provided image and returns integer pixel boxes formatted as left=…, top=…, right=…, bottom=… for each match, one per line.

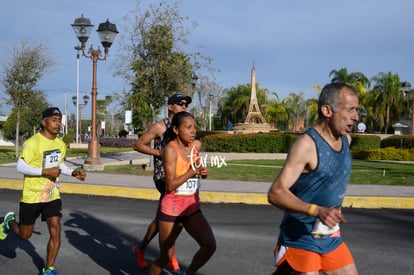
left=268, top=83, right=359, bottom=275
left=0, top=107, right=86, bottom=275
left=149, top=111, right=216, bottom=275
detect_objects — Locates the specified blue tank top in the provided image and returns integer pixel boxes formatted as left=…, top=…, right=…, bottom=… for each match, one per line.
left=278, top=128, right=351, bottom=253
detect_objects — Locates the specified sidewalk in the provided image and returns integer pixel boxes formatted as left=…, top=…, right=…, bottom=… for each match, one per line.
left=0, top=152, right=413, bottom=209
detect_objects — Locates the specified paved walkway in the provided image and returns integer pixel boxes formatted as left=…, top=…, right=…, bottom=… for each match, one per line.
left=0, top=152, right=413, bottom=208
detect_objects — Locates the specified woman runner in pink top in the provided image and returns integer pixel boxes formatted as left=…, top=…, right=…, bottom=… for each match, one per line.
left=149, top=111, right=216, bottom=275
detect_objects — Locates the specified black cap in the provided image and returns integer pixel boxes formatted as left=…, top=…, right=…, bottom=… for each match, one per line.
left=42, top=107, right=62, bottom=119
left=168, top=93, right=192, bottom=105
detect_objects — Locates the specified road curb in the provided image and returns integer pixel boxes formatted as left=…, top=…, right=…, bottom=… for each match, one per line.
left=342, top=196, right=414, bottom=209
left=1, top=179, right=413, bottom=209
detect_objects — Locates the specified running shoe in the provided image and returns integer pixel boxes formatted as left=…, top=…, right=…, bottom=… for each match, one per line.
left=0, top=212, right=15, bottom=240
left=133, top=243, right=148, bottom=269
left=166, top=253, right=180, bottom=271
left=42, top=266, right=57, bottom=275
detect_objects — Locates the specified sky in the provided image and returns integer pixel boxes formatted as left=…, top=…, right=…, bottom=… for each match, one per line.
left=1, top=0, right=414, bottom=118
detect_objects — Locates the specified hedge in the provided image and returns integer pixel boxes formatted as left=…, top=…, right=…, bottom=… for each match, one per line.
left=201, top=132, right=300, bottom=153
left=352, top=147, right=414, bottom=161
left=380, top=135, right=414, bottom=149
left=201, top=132, right=384, bottom=153
left=74, top=131, right=413, bottom=161
left=350, top=134, right=381, bottom=151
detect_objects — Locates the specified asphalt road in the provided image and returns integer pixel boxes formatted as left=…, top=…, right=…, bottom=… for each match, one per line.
left=1, top=190, right=413, bottom=275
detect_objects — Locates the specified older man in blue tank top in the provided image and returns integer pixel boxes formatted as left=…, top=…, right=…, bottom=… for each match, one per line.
left=268, top=83, right=360, bottom=275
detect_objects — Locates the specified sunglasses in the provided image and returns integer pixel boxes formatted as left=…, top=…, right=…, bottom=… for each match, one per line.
left=174, top=101, right=189, bottom=107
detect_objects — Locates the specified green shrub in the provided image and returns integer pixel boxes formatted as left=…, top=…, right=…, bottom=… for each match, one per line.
left=62, top=134, right=74, bottom=146
left=380, top=135, right=414, bottom=149
left=200, top=131, right=414, bottom=159
left=350, top=134, right=381, bottom=151
left=352, top=147, right=414, bottom=161
left=118, top=129, right=128, bottom=138
left=201, top=132, right=299, bottom=153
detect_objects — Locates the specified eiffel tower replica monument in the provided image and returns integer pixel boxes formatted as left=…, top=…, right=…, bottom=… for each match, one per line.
left=233, top=64, right=271, bottom=133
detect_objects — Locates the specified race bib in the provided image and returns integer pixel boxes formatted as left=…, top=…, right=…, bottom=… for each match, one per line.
left=311, top=219, right=340, bottom=240
left=43, top=150, right=62, bottom=169
left=175, top=177, right=200, bottom=195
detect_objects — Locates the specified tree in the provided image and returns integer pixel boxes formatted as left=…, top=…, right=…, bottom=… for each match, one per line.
left=370, top=72, right=405, bottom=133
left=282, top=92, right=306, bottom=131
left=1, top=40, right=55, bottom=156
left=2, top=91, right=48, bottom=139
left=305, top=98, right=318, bottom=129
left=96, top=95, right=113, bottom=136
left=264, top=92, right=289, bottom=131
left=217, top=83, right=267, bottom=128
left=217, top=84, right=250, bottom=126
left=329, top=68, right=370, bottom=88
left=192, top=75, right=223, bottom=130
left=115, top=0, right=214, bottom=129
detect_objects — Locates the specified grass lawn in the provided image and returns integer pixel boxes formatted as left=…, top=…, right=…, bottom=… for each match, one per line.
left=0, top=146, right=16, bottom=164
left=1, top=146, right=413, bottom=186
left=350, top=160, right=414, bottom=185
left=104, top=159, right=414, bottom=186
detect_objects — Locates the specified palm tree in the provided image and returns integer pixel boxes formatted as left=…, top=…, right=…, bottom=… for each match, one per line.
left=265, top=92, right=289, bottom=130
left=219, top=83, right=267, bottom=126
left=283, top=92, right=306, bottom=131
left=329, top=68, right=370, bottom=88
left=220, top=84, right=251, bottom=123
left=305, top=98, right=318, bottom=129
left=370, top=72, right=405, bottom=133
left=96, top=95, right=112, bottom=137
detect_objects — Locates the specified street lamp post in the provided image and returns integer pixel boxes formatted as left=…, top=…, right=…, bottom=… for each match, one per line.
left=72, top=95, right=89, bottom=143
left=71, top=14, right=118, bottom=170
left=74, top=45, right=82, bottom=143
left=191, top=71, right=198, bottom=90
left=192, top=72, right=206, bottom=127
left=208, top=94, right=213, bottom=131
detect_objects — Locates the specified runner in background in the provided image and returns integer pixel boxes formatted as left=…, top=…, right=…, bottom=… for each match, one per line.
left=149, top=111, right=216, bottom=275
left=132, top=94, right=191, bottom=271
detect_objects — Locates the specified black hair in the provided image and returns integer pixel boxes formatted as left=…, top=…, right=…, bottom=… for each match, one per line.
left=162, top=111, right=195, bottom=147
